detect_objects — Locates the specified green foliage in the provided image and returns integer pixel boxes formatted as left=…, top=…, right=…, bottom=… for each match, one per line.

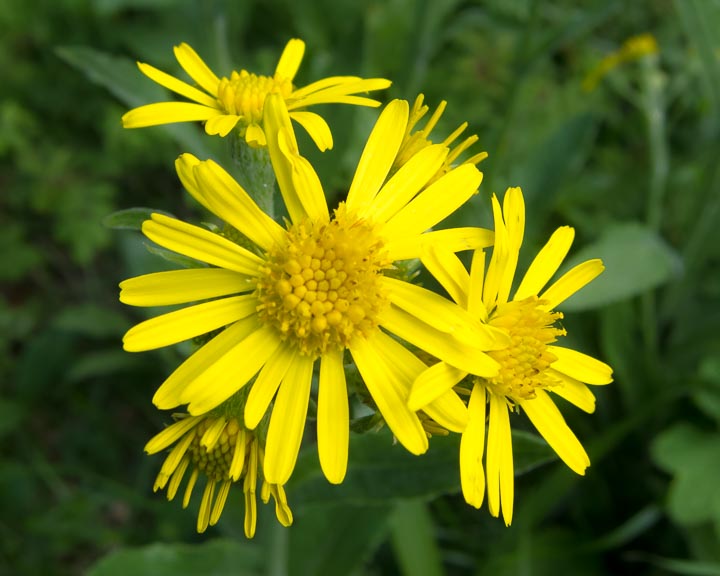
left=3, top=0, right=719, bottom=574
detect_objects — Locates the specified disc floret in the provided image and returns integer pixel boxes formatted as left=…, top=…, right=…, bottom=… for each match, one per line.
left=483, top=297, right=566, bottom=401
left=218, top=71, right=294, bottom=125
left=256, top=203, right=391, bottom=357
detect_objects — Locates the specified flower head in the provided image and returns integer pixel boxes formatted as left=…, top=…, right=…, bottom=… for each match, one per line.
left=146, top=413, right=292, bottom=536
left=120, top=97, right=508, bottom=488
left=408, top=187, right=613, bottom=525
left=121, top=39, right=390, bottom=149
left=393, top=94, right=488, bottom=182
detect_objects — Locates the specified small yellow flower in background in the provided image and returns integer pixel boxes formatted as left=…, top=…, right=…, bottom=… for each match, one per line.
left=408, top=187, right=613, bottom=526
left=145, top=413, right=292, bottom=536
left=120, top=96, right=509, bottom=490
left=394, top=94, right=488, bottom=181
left=121, top=38, right=390, bottom=149
left=582, top=33, right=659, bottom=92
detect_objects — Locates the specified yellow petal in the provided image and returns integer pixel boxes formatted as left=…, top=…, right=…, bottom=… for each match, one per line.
left=244, top=344, right=295, bottom=430
left=289, top=94, right=385, bottom=108
left=158, top=430, right=196, bottom=479
left=548, top=346, right=613, bottom=385
left=460, top=383, right=486, bottom=508
left=318, top=348, right=349, bottom=484
left=173, top=43, right=221, bottom=95
left=350, top=333, right=428, bottom=456
left=263, top=354, right=314, bottom=484
left=142, top=213, right=264, bottom=276
left=514, top=226, right=575, bottom=301
left=383, top=164, right=483, bottom=240
left=275, top=38, right=305, bottom=80
left=502, top=187, right=525, bottom=257
left=144, top=415, right=201, bottom=454
left=468, top=249, right=489, bottom=322
left=380, top=304, right=501, bottom=377
left=176, top=153, right=213, bottom=213
left=540, top=259, right=605, bottom=309
left=549, top=369, right=596, bottom=413
left=210, top=479, right=232, bottom=526
left=120, top=268, right=253, bottom=307
left=123, top=295, right=256, bottom=352
left=244, top=123, right=267, bottom=147
left=346, top=100, right=409, bottom=216
left=205, top=114, right=242, bottom=137
left=496, top=187, right=523, bottom=306
left=486, top=393, right=512, bottom=523
left=421, top=246, right=469, bottom=307
left=183, top=325, right=282, bottom=414
left=365, top=330, right=468, bottom=434
left=197, top=479, right=215, bottom=533
left=193, top=159, right=285, bottom=251
left=288, top=149, right=330, bottom=222
left=408, top=361, right=467, bottom=411
left=370, top=144, right=449, bottom=223
left=482, top=194, right=510, bottom=310
left=522, top=389, right=590, bottom=475
left=289, top=111, right=333, bottom=151
left=386, top=227, right=493, bottom=262
left=229, top=428, right=247, bottom=481
left=137, top=61, right=217, bottom=107
left=290, top=76, right=388, bottom=100
left=264, top=95, right=310, bottom=224
left=422, top=388, right=469, bottom=433
left=152, top=317, right=258, bottom=409
left=383, top=277, right=508, bottom=350
left=122, top=102, right=221, bottom=128
left=200, top=416, right=227, bottom=450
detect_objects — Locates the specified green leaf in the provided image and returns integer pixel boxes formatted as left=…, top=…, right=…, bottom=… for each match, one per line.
left=390, top=500, right=444, bottom=576
left=55, top=46, right=212, bottom=158
left=288, top=504, right=390, bottom=576
left=0, top=400, right=24, bottom=440
left=87, top=540, right=263, bottom=576
left=103, top=207, right=175, bottom=231
left=651, top=424, right=720, bottom=529
left=561, top=222, right=682, bottom=311
left=629, top=554, right=720, bottom=576
left=52, top=304, right=130, bottom=338
left=289, top=429, right=555, bottom=508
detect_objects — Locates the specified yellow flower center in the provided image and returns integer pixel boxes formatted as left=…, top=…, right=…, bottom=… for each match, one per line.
left=189, top=417, right=243, bottom=482
left=483, top=297, right=565, bottom=401
left=217, top=71, right=293, bottom=125
left=256, top=203, right=391, bottom=357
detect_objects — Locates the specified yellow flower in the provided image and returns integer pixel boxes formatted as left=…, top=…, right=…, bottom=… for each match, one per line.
left=582, top=33, right=659, bottom=92
left=120, top=97, right=509, bottom=487
left=408, top=187, right=613, bottom=525
left=394, top=94, right=488, bottom=179
left=121, top=38, right=390, bottom=149
left=145, top=413, right=292, bottom=536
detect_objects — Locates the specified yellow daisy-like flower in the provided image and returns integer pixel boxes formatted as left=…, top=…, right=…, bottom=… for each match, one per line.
left=146, top=413, right=291, bottom=536
left=393, top=94, right=489, bottom=181
left=120, top=96, right=509, bottom=487
left=121, top=38, right=390, bottom=149
left=408, top=187, right=613, bottom=525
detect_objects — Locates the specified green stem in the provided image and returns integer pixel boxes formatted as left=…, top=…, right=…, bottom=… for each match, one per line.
left=268, top=520, right=289, bottom=576
left=231, top=136, right=277, bottom=220
left=639, top=52, right=668, bottom=369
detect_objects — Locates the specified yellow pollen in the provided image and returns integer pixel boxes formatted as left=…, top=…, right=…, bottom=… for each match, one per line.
left=217, top=71, right=293, bottom=125
left=256, top=203, right=391, bottom=357
left=483, top=297, right=566, bottom=401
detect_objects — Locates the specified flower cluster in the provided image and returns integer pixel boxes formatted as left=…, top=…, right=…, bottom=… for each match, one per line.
left=119, top=38, right=612, bottom=534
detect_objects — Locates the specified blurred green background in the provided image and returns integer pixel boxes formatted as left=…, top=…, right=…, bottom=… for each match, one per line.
left=2, top=0, right=720, bottom=574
